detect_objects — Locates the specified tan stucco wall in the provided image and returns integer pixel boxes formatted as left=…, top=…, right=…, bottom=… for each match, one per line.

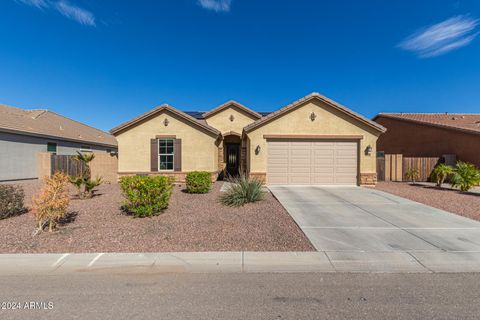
left=115, top=110, right=218, bottom=173
left=246, top=99, right=381, bottom=176
left=205, top=106, right=258, bottom=135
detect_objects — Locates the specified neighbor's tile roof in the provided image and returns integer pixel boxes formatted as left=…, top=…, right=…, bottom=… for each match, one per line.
left=375, top=113, right=480, bottom=135
left=0, top=104, right=117, bottom=147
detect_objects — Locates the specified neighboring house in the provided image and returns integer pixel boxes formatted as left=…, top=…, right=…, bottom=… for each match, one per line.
left=374, top=113, right=480, bottom=167
left=0, top=104, right=117, bottom=181
left=110, top=93, right=385, bottom=186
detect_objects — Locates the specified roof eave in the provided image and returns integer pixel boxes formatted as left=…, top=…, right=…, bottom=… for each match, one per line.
left=110, top=104, right=220, bottom=137
left=244, top=93, right=386, bottom=133
left=202, top=101, right=262, bottom=119
left=374, top=114, right=480, bottom=136
left=0, top=127, right=118, bottom=148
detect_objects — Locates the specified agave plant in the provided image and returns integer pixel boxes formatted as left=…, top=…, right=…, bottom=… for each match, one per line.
left=219, top=174, right=265, bottom=207
left=451, top=162, right=480, bottom=192
left=430, top=163, right=455, bottom=187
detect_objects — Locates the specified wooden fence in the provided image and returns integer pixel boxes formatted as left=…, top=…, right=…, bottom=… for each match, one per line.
left=403, top=157, right=440, bottom=182
left=377, top=154, right=440, bottom=182
left=51, top=155, right=86, bottom=177
left=37, top=152, right=118, bottom=183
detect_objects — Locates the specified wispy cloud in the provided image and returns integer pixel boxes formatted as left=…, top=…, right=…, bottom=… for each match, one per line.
left=198, top=0, right=232, bottom=12
left=398, top=15, right=479, bottom=58
left=54, top=1, right=95, bottom=26
left=15, top=0, right=96, bottom=27
left=17, top=0, right=48, bottom=9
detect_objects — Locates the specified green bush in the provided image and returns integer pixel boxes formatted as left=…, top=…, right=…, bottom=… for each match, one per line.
left=405, top=168, right=420, bottom=183
left=430, top=163, right=455, bottom=187
left=119, top=176, right=174, bottom=217
left=0, top=185, right=25, bottom=219
left=185, top=171, right=212, bottom=194
left=219, top=174, right=265, bottom=207
left=451, top=162, right=480, bottom=192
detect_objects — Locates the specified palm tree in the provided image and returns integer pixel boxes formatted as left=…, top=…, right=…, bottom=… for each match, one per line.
left=451, top=162, right=480, bottom=192
left=430, top=163, right=454, bottom=188
left=405, top=168, right=420, bottom=184
left=69, top=151, right=102, bottom=199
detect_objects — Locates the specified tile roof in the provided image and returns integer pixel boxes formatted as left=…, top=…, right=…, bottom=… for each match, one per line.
left=110, top=104, right=220, bottom=136
left=184, top=110, right=272, bottom=120
left=0, top=104, right=117, bottom=147
left=374, top=113, right=480, bottom=135
left=202, top=100, right=262, bottom=119
left=244, top=92, right=386, bottom=133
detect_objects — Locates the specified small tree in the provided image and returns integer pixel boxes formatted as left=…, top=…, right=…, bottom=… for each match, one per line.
left=32, top=172, right=70, bottom=232
left=451, top=162, right=480, bottom=192
left=70, top=151, right=102, bottom=199
left=405, top=168, right=420, bottom=184
left=430, top=163, right=455, bottom=187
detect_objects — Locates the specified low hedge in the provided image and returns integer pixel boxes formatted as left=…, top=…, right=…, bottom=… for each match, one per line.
left=0, top=185, right=25, bottom=220
left=185, top=171, right=212, bottom=194
left=120, top=175, right=174, bottom=217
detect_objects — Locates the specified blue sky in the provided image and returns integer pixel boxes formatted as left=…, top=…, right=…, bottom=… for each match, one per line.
left=0, top=0, right=479, bottom=131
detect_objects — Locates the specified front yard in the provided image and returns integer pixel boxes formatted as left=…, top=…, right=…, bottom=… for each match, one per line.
left=376, top=181, right=480, bottom=221
left=0, top=181, right=314, bottom=253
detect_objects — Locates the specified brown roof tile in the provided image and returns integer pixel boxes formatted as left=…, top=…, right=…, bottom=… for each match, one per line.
left=110, top=104, right=220, bottom=136
left=244, top=92, right=386, bottom=133
left=0, top=104, right=117, bottom=147
left=202, top=100, right=261, bottom=119
left=374, top=113, right=480, bottom=135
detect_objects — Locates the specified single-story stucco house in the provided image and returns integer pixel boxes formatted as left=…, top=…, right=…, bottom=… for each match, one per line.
left=110, top=93, right=386, bottom=186
left=374, top=113, right=480, bottom=167
left=0, top=104, right=117, bottom=181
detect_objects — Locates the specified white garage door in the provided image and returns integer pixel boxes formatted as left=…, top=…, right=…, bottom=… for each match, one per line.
left=267, top=140, right=358, bottom=185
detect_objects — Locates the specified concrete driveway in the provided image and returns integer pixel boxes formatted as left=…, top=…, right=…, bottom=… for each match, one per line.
left=269, top=186, right=480, bottom=272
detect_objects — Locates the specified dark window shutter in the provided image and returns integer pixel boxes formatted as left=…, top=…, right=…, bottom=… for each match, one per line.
left=150, top=138, right=158, bottom=172
left=174, top=139, right=182, bottom=172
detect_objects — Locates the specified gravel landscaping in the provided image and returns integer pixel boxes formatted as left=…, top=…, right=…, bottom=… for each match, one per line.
left=376, top=181, right=480, bottom=221
left=0, top=181, right=314, bottom=253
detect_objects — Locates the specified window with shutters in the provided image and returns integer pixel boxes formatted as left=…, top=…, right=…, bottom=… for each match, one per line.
left=158, top=139, right=174, bottom=170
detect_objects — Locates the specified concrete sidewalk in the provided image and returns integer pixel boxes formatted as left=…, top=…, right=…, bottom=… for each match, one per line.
left=2, top=251, right=480, bottom=275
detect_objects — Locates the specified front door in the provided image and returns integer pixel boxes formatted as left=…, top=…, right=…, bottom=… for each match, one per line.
left=226, top=143, right=240, bottom=177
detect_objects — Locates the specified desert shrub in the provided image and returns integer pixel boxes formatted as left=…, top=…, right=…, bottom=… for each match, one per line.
left=185, top=171, right=212, bottom=194
left=404, top=168, right=420, bottom=183
left=32, top=172, right=70, bottom=232
left=219, top=174, right=265, bottom=207
left=430, top=163, right=455, bottom=187
left=451, top=162, right=480, bottom=192
left=120, top=176, right=174, bottom=217
left=0, top=185, right=25, bottom=219
left=69, top=151, right=102, bottom=199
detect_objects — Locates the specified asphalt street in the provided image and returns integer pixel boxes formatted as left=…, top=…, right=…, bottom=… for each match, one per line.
left=1, top=272, right=480, bottom=319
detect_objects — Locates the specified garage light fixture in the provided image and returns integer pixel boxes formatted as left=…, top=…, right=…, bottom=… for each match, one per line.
left=229, top=114, right=235, bottom=122
left=163, top=118, right=169, bottom=126
left=310, top=112, right=317, bottom=121
left=255, top=145, right=261, bottom=155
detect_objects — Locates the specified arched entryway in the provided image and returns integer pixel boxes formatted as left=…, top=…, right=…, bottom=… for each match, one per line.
left=223, top=133, right=242, bottom=178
